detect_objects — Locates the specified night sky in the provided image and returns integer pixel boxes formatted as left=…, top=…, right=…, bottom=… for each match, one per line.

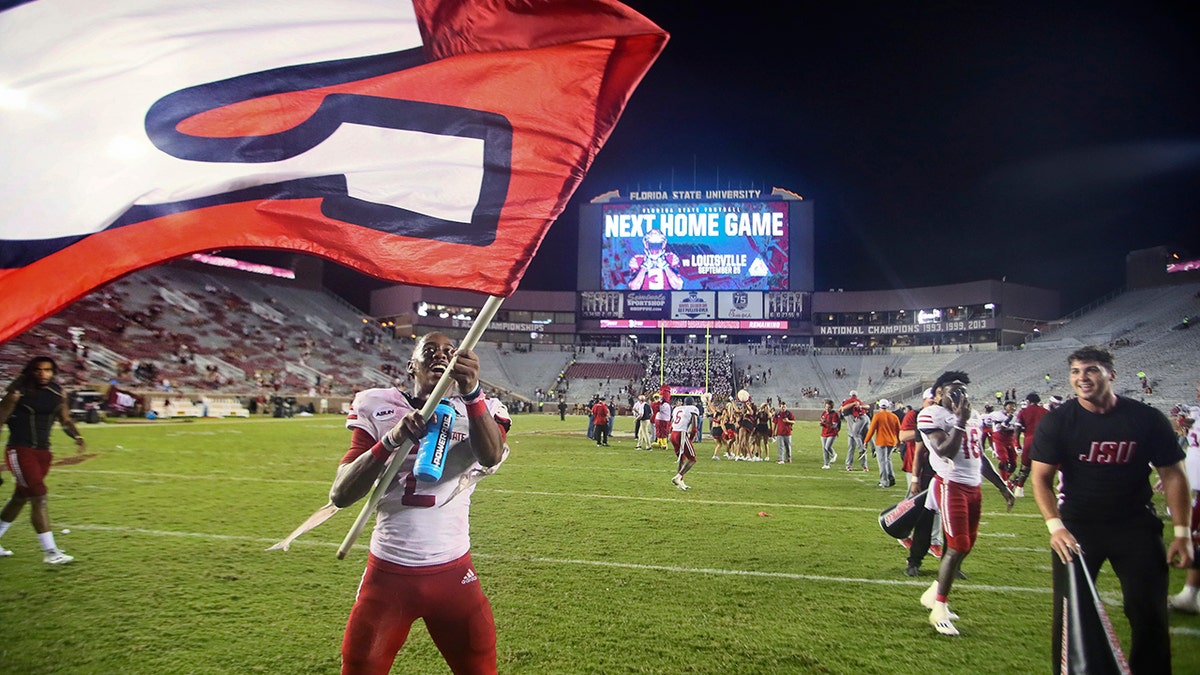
left=519, top=1, right=1200, bottom=312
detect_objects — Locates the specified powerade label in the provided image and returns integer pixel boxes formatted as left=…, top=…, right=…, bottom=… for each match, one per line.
left=415, top=401, right=456, bottom=483
left=430, top=412, right=453, bottom=468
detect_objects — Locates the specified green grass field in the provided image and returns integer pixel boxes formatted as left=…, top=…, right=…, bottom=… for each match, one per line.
left=1, top=414, right=1196, bottom=674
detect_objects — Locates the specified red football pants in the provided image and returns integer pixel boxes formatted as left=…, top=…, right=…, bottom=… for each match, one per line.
left=341, top=552, right=496, bottom=675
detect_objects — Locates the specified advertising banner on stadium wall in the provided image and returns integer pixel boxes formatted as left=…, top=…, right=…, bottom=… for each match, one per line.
left=600, top=201, right=789, bottom=291
left=625, top=291, right=669, bottom=319
left=766, top=291, right=807, bottom=319
left=815, top=317, right=996, bottom=336
left=600, top=319, right=789, bottom=330
left=579, top=291, right=623, bottom=319
left=671, top=291, right=715, bottom=319
left=717, top=291, right=763, bottom=319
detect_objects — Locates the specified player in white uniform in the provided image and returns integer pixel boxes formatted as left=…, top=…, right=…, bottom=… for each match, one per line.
left=670, top=396, right=701, bottom=490
left=330, top=332, right=510, bottom=675
left=983, top=402, right=1019, bottom=484
left=917, top=371, right=1014, bottom=636
left=1168, top=384, right=1200, bottom=614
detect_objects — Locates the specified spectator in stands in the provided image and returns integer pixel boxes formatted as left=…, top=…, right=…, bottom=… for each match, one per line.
left=0, top=357, right=83, bottom=564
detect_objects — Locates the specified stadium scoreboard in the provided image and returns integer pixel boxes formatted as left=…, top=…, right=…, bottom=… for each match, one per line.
left=577, top=189, right=813, bottom=324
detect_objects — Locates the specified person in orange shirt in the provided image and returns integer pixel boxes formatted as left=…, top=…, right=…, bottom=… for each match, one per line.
left=864, top=399, right=901, bottom=488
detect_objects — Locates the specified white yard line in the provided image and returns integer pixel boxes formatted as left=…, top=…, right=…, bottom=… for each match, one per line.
left=56, top=523, right=1051, bottom=594
left=59, top=469, right=328, bottom=485
left=54, top=470, right=1043, bottom=519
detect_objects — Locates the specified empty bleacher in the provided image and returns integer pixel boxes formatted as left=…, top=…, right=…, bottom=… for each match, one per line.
left=3, top=263, right=1195, bottom=420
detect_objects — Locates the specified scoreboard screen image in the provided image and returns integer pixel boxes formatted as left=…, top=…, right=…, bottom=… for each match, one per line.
left=598, top=201, right=789, bottom=291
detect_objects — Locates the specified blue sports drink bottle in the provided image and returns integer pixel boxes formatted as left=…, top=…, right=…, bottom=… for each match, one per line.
left=414, top=400, right=456, bottom=482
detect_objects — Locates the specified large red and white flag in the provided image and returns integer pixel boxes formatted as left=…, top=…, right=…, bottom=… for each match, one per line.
left=0, top=0, right=666, bottom=341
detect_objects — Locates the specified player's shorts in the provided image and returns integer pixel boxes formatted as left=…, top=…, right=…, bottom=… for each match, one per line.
left=670, top=431, right=696, bottom=462
left=5, top=445, right=51, bottom=497
left=994, top=442, right=1016, bottom=466
left=341, top=552, right=496, bottom=675
left=931, top=476, right=982, bottom=553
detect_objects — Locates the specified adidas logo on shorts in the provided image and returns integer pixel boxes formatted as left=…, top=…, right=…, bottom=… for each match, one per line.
left=461, top=568, right=479, bottom=585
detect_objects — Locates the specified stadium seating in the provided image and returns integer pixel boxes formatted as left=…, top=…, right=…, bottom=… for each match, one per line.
left=2, top=265, right=1195, bottom=419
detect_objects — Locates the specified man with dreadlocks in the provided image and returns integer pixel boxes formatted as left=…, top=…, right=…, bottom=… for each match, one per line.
left=0, top=356, right=85, bottom=564
left=917, top=370, right=1015, bottom=636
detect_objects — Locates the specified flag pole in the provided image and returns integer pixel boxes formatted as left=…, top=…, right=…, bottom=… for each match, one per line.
left=337, top=294, right=506, bottom=559
left=659, top=322, right=665, bottom=388
left=704, top=324, right=710, bottom=392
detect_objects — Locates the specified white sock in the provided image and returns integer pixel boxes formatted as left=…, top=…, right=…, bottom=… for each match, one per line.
left=0, top=520, right=12, bottom=538
left=37, top=531, right=57, bottom=552
left=1183, top=585, right=1200, bottom=599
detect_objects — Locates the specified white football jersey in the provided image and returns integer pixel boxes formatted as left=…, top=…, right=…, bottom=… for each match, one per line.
left=918, top=405, right=984, bottom=487
left=984, top=409, right=1016, bottom=433
left=671, top=404, right=700, bottom=434
left=1183, top=405, right=1200, bottom=487
left=346, top=387, right=510, bottom=566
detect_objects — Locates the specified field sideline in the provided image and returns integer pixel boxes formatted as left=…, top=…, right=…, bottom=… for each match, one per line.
left=0, top=414, right=1196, bottom=674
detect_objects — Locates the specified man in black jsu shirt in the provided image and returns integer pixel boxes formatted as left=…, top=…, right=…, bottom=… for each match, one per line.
left=0, top=356, right=85, bottom=564
left=1031, top=346, right=1192, bottom=674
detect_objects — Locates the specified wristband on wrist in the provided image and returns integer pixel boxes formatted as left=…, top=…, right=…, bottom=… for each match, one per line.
left=1045, top=517, right=1065, bottom=534
left=379, top=428, right=404, bottom=455
left=370, top=440, right=391, bottom=462
left=953, top=425, right=966, bottom=432
left=461, top=383, right=483, bottom=403
left=466, top=398, right=488, bottom=418
left=1175, top=525, right=1191, bottom=539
